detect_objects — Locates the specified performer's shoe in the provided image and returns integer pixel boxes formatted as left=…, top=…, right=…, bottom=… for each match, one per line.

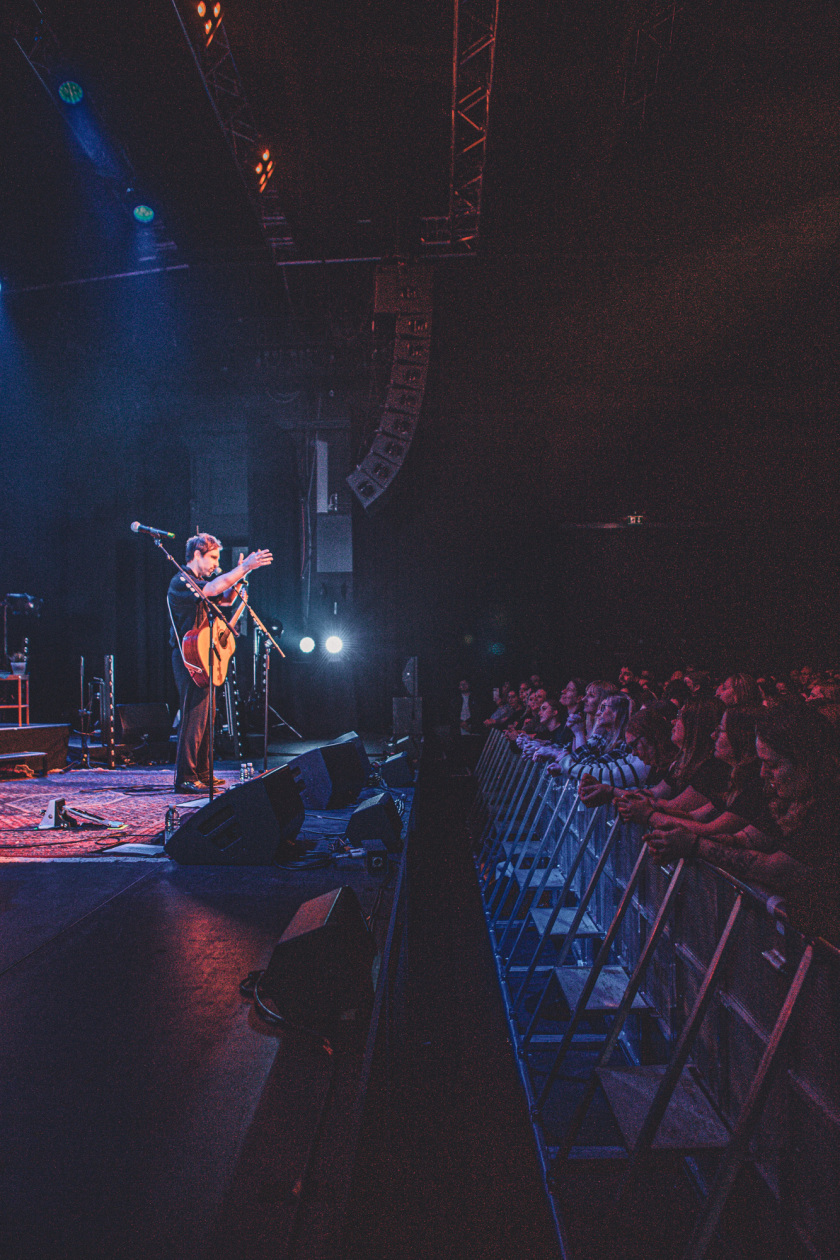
left=174, top=780, right=209, bottom=795
left=202, top=776, right=226, bottom=790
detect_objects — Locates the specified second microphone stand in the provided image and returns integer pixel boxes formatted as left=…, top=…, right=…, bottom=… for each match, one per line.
left=248, top=610, right=302, bottom=771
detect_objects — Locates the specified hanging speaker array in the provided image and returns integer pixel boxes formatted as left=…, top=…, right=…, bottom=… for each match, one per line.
left=347, top=263, right=433, bottom=508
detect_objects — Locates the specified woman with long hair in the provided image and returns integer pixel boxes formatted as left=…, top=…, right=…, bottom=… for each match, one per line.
left=634, top=706, right=770, bottom=841
left=579, top=706, right=676, bottom=807
left=716, top=672, right=762, bottom=708
left=618, top=696, right=727, bottom=823
left=551, top=694, right=647, bottom=787
left=566, top=680, right=618, bottom=750
left=646, top=703, right=840, bottom=941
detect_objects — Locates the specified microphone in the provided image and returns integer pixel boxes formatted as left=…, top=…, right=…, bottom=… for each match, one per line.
left=130, top=521, right=175, bottom=539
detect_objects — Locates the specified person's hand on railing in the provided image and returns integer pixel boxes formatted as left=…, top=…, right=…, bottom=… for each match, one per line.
left=579, top=778, right=615, bottom=808
left=644, top=827, right=696, bottom=865
left=617, top=790, right=655, bottom=823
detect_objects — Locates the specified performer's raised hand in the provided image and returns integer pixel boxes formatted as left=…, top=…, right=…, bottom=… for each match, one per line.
left=241, top=548, right=273, bottom=572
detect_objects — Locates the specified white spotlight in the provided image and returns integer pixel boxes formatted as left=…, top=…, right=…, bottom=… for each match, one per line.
left=325, top=635, right=343, bottom=655
left=299, top=636, right=315, bottom=653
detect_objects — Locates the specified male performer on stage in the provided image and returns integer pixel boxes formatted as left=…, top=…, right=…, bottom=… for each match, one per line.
left=167, top=533, right=273, bottom=793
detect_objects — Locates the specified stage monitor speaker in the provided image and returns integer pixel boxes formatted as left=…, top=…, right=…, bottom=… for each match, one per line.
left=287, top=748, right=333, bottom=810
left=346, top=791, right=403, bottom=853
left=165, top=765, right=304, bottom=865
left=319, top=732, right=371, bottom=805
left=259, top=886, right=375, bottom=1030
left=379, top=752, right=414, bottom=789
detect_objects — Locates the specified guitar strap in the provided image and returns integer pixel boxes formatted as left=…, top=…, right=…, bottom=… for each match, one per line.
left=167, top=578, right=210, bottom=684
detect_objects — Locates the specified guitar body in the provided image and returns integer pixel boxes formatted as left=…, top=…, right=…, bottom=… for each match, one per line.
left=182, top=599, right=246, bottom=688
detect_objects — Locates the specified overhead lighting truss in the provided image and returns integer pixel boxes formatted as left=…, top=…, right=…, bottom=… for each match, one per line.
left=421, top=0, right=499, bottom=256
left=173, top=1, right=296, bottom=263
left=12, top=0, right=178, bottom=263
left=621, top=1, right=681, bottom=126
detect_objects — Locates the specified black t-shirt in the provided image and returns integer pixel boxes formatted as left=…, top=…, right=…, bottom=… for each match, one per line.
left=713, top=760, right=772, bottom=830
left=690, top=757, right=731, bottom=802
left=167, top=571, right=208, bottom=648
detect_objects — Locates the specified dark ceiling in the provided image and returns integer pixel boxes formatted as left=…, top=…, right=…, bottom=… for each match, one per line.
left=2, top=0, right=837, bottom=288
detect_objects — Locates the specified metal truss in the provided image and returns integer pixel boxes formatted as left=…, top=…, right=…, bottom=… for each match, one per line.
left=170, top=1, right=295, bottom=262
left=621, top=1, right=681, bottom=126
left=421, top=0, right=500, bottom=255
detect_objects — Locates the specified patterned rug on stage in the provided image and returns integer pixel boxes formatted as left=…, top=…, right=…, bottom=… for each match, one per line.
left=0, top=767, right=237, bottom=859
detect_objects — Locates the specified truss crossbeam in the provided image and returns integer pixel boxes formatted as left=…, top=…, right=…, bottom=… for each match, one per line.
left=421, top=0, right=499, bottom=255
left=172, top=1, right=296, bottom=260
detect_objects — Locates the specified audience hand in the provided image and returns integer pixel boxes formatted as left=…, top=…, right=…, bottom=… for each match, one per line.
left=579, top=781, right=614, bottom=808
left=617, top=791, right=654, bottom=823
left=645, top=828, right=695, bottom=864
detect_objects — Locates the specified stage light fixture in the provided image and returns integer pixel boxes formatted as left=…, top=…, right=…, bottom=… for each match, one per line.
left=197, top=0, right=223, bottom=46
left=299, top=636, right=315, bottom=654
left=133, top=205, right=155, bottom=223
left=256, top=147, right=274, bottom=193
left=58, top=81, right=84, bottom=105
left=325, top=636, right=343, bottom=655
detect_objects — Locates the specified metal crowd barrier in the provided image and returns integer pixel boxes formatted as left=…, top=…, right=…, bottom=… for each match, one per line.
left=470, top=730, right=840, bottom=1260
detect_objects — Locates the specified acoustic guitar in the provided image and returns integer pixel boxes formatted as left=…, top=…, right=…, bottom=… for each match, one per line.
left=182, top=590, right=248, bottom=689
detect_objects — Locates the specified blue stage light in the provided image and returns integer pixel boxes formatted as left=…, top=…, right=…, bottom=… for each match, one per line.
left=58, top=81, right=84, bottom=105
left=325, top=635, right=343, bottom=655
left=299, top=636, right=315, bottom=653
left=133, top=205, right=155, bottom=224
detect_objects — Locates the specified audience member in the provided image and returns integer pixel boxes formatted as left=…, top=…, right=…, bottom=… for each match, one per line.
left=579, top=706, right=676, bottom=807
left=568, top=680, right=618, bottom=750
left=716, top=672, right=762, bottom=708
left=646, top=703, right=840, bottom=942
left=551, top=694, right=648, bottom=787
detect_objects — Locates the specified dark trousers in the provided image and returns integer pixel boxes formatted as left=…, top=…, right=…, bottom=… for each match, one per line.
left=172, top=648, right=213, bottom=784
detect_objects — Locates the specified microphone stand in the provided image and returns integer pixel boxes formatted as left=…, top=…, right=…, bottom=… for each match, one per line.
left=151, top=536, right=240, bottom=803
left=246, top=608, right=303, bottom=769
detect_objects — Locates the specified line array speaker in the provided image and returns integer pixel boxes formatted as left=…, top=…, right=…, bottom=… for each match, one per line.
left=348, top=263, right=432, bottom=509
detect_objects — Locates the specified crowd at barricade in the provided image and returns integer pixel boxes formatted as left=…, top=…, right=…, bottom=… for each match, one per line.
left=471, top=665, right=840, bottom=945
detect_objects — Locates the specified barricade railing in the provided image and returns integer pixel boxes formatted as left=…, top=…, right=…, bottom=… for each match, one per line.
left=472, top=744, right=840, bottom=1260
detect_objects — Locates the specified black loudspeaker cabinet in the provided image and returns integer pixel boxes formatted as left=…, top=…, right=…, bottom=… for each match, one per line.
left=116, top=702, right=171, bottom=744
left=287, top=748, right=333, bottom=809
left=318, top=731, right=371, bottom=805
left=259, top=886, right=375, bottom=1031
left=164, top=765, right=304, bottom=865
left=346, top=791, right=403, bottom=852
left=379, top=752, right=414, bottom=788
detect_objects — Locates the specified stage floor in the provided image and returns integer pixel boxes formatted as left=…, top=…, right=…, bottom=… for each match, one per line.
left=0, top=756, right=410, bottom=1260
left=0, top=738, right=392, bottom=859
